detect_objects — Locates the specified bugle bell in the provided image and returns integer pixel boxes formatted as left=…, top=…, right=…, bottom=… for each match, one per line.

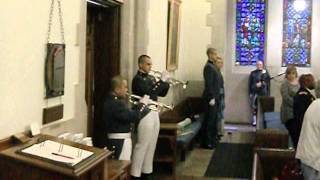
left=149, top=70, right=188, bottom=89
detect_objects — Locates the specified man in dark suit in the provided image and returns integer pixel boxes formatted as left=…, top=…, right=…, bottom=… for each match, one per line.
left=248, top=60, right=270, bottom=125
left=131, top=55, right=170, bottom=180
left=292, top=74, right=316, bottom=148
left=201, top=48, right=222, bottom=149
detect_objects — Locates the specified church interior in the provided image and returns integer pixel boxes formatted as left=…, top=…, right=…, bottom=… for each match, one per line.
left=1, top=0, right=320, bottom=179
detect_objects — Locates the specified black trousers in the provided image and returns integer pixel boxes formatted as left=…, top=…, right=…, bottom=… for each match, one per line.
left=201, top=103, right=218, bottom=146
left=285, top=118, right=302, bottom=148
left=107, top=139, right=124, bottom=159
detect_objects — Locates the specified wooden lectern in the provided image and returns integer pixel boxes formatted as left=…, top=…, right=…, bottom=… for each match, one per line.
left=0, top=134, right=111, bottom=180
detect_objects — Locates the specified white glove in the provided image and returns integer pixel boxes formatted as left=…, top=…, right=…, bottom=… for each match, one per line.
left=256, top=82, right=262, bottom=88
left=139, top=95, right=151, bottom=105
left=161, top=70, right=170, bottom=82
left=209, top=98, right=215, bottom=106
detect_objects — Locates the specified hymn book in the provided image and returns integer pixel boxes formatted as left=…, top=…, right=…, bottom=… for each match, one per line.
left=20, top=140, right=94, bottom=167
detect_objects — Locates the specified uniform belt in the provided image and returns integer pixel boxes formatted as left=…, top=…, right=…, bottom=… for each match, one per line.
left=148, top=105, right=157, bottom=111
left=108, top=133, right=131, bottom=139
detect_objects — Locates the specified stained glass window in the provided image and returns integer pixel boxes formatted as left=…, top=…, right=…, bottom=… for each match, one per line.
left=236, top=0, right=266, bottom=66
left=282, top=0, right=312, bottom=67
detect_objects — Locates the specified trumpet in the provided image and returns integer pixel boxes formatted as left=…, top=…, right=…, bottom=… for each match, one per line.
left=168, top=78, right=189, bottom=89
left=126, top=93, right=174, bottom=111
left=149, top=70, right=188, bottom=89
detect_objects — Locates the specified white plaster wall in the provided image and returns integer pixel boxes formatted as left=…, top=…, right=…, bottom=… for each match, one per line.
left=121, top=0, right=136, bottom=86
left=311, top=0, right=320, bottom=79
left=132, top=0, right=172, bottom=104
left=133, top=0, right=149, bottom=73
left=177, top=0, right=212, bottom=81
left=146, top=0, right=168, bottom=71
left=153, top=0, right=213, bottom=103
left=133, top=0, right=211, bottom=77
left=0, top=0, right=87, bottom=139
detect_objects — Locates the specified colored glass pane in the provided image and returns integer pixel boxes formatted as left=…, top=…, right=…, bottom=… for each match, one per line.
left=235, top=0, right=266, bottom=66
left=282, top=0, right=312, bottom=67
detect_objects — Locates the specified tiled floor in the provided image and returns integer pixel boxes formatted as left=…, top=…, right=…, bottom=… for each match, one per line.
left=176, top=148, right=213, bottom=177
left=154, top=124, right=255, bottom=180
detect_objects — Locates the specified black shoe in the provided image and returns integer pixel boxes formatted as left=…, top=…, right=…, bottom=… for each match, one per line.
left=200, top=144, right=215, bottom=149
left=141, top=173, right=153, bottom=180
left=130, top=175, right=141, bottom=180
left=216, top=134, right=223, bottom=141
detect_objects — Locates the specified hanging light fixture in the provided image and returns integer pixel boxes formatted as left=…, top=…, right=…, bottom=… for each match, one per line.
left=293, top=0, right=307, bottom=11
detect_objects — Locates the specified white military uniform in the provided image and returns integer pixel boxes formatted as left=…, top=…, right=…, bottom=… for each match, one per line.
left=130, top=110, right=160, bottom=177
left=108, top=133, right=132, bottom=161
left=131, top=69, right=170, bottom=177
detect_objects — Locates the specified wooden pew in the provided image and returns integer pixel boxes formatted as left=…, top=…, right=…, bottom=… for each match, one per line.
left=107, top=159, right=130, bottom=180
left=255, top=129, right=289, bottom=149
left=154, top=97, right=205, bottom=175
left=252, top=95, right=298, bottom=180
left=257, top=96, right=275, bottom=129
left=252, top=148, right=296, bottom=180
left=257, top=96, right=285, bottom=131
left=252, top=122, right=299, bottom=180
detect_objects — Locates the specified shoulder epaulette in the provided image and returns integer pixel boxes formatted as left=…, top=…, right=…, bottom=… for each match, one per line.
left=298, top=91, right=308, bottom=95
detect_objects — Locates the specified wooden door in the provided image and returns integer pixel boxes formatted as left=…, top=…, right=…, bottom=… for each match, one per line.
left=86, top=1, right=121, bottom=147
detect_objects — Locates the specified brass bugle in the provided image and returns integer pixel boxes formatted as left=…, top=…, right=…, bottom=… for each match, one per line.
left=126, top=93, right=174, bottom=111
left=149, top=70, right=162, bottom=79
left=167, top=78, right=189, bottom=89
left=149, top=70, right=188, bottom=89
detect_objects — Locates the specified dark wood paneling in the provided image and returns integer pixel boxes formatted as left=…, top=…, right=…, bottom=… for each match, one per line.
left=0, top=137, right=13, bottom=151
left=43, top=104, right=64, bottom=124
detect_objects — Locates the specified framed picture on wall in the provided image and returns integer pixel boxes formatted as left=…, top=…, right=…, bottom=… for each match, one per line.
left=166, top=0, right=182, bottom=71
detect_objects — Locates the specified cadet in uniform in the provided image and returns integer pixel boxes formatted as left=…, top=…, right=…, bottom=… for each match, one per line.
left=102, top=75, right=150, bottom=160
left=248, top=60, right=270, bottom=125
left=130, top=55, right=170, bottom=180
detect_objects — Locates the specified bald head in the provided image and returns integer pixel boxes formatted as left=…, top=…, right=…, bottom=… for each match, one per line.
left=111, top=75, right=128, bottom=97
left=207, top=48, right=218, bottom=61
left=138, top=54, right=152, bottom=73
left=111, top=75, right=126, bottom=91
left=256, top=61, right=264, bottom=70
left=138, top=54, right=151, bottom=65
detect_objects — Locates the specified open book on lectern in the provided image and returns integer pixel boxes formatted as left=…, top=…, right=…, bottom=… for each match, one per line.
left=19, top=140, right=94, bottom=167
